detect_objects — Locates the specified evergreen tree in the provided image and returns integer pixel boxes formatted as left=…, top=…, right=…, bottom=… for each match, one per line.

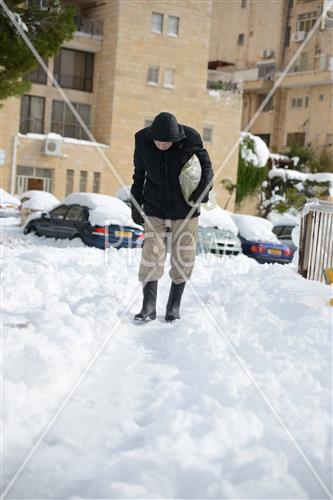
left=0, top=0, right=75, bottom=100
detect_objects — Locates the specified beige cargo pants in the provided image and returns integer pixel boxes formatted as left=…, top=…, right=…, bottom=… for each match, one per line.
left=138, top=215, right=199, bottom=285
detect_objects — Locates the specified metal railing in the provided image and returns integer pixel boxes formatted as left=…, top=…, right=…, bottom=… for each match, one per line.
left=74, top=16, right=103, bottom=37
left=298, top=200, right=333, bottom=282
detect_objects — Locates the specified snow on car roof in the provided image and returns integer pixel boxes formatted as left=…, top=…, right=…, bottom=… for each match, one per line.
left=0, top=188, right=20, bottom=206
left=115, top=185, right=131, bottom=202
left=268, top=212, right=299, bottom=227
left=231, top=213, right=279, bottom=243
left=199, top=205, right=238, bottom=235
left=62, top=192, right=141, bottom=228
left=19, top=190, right=60, bottom=210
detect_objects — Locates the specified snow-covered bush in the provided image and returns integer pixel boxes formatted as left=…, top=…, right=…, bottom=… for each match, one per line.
left=235, top=132, right=269, bottom=206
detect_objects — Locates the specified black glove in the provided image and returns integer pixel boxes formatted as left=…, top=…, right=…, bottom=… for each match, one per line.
left=131, top=204, right=144, bottom=226
left=189, top=185, right=209, bottom=204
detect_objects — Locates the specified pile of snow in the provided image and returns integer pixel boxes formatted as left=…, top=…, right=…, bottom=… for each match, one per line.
left=2, top=219, right=332, bottom=498
left=199, top=205, right=238, bottom=235
left=268, top=212, right=299, bottom=227
left=115, top=185, right=131, bottom=202
left=232, top=214, right=279, bottom=242
left=20, top=191, right=59, bottom=211
left=240, top=132, right=270, bottom=168
left=62, top=192, right=141, bottom=228
left=0, top=188, right=20, bottom=207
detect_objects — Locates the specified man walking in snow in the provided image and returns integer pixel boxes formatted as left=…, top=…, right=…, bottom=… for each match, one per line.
left=130, top=112, right=213, bottom=322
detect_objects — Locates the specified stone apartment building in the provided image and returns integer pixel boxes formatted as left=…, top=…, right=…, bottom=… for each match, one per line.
left=0, top=0, right=242, bottom=210
left=209, top=0, right=333, bottom=157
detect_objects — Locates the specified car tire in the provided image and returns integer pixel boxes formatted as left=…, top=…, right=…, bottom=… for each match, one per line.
left=29, top=225, right=39, bottom=237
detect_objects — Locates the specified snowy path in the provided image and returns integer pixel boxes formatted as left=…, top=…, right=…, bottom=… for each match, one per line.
left=2, top=220, right=332, bottom=498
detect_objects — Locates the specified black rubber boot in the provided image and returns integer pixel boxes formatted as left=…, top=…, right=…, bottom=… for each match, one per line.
left=165, top=281, right=186, bottom=322
left=134, top=280, right=158, bottom=322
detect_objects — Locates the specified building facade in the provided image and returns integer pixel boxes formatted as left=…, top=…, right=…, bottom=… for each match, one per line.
left=1, top=0, right=243, bottom=211
left=209, top=0, right=333, bottom=157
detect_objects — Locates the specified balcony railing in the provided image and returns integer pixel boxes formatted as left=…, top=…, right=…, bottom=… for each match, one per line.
left=19, top=117, right=44, bottom=135
left=74, top=16, right=103, bottom=37
left=53, top=72, right=93, bottom=92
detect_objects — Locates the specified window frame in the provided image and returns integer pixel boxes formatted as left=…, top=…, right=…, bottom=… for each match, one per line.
left=163, top=68, right=175, bottom=88
left=147, top=65, right=159, bottom=86
left=51, top=100, right=91, bottom=140
left=20, top=94, right=45, bottom=134
left=237, top=33, right=245, bottom=46
left=79, top=171, right=88, bottom=192
left=53, top=48, right=94, bottom=93
left=167, top=15, right=179, bottom=37
left=151, top=12, right=163, bottom=34
left=203, top=126, right=213, bottom=144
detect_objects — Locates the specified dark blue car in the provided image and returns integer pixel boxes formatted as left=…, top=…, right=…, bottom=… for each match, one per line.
left=23, top=203, right=144, bottom=250
left=239, top=236, right=293, bottom=264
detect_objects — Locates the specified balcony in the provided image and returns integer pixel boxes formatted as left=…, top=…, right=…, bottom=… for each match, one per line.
left=74, top=16, right=103, bottom=37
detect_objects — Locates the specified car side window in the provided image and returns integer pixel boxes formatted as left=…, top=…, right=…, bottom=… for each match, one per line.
left=65, top=205, right=88, bottom=221
left=50, top=205, right=68, bottom=220
left=272, top=226, right=283, bottom=237
left=281, top=226, right=293, bottom=237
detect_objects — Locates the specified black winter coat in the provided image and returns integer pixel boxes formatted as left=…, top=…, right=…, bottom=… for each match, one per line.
left=131, top=125, right=213, bottom=220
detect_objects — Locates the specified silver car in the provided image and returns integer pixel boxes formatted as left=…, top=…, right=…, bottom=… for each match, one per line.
left=197, top=226, right=242, bottom=256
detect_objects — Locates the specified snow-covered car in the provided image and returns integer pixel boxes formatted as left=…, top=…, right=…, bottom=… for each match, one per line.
left=0, top=188, right=20, bottom=218
left=271, top=215, right=299, bottom=254
left=19, top=190, right=60, bottom=226
left=197, top=205, right=242, bottom=256
left=231, top=213, right=293, bottom=264
left=23, top=192, right=144, bottom=250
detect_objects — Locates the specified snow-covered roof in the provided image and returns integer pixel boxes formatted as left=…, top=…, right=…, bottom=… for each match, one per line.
left=0, top=188, right=20, bottom=207
left=231, top=214, right=279, bottom=243
left=199, top=205, right=238, bottom=235
left=19, top=190, right=59, bottom=210
left=240, top=132, right=270, bottom=168
left=62, top=192, right=141, bottom=228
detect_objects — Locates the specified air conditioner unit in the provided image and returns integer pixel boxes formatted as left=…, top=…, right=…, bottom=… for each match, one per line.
left=43, top=136, right=63, bottom=157
left=291, top=31, right=307, bottom=42
left=261, top=49, right=274, bottom=59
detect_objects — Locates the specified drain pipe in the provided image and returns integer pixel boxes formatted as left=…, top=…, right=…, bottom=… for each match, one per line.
left=10, top=133, right=19, bottom=194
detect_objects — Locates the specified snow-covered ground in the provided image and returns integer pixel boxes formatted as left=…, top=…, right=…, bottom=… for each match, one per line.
left=1, top=219, right=332, bottom=499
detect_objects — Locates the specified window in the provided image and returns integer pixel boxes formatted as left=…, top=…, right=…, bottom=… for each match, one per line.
left=203, top=126, right=213, bottom=143
left=25, top=58, right=48, bottom=85
left=66, top=169, right=74, bottom=196
left=50, top=205, right=68, bottom=220
left=319, top=94, right=324, bottom=101
left=305, top=96, right=309, bottom=107
left=291, top=97, right=303, bottom=108
left=51, top=100, right=91, bottom=140
left=237, top=34, right=244, bottom=46
left=20, top=95, right=45, bottom=134
left=151, top=12, right=163, bottom=33
left=258, top=63, right=275, bottom=80
left=167, top=15, right=179, bottom=36
left=325, top=133, right=333, bottom=146
left=147, top=65, right=159, bottom=85
left=93, top=172, right=101, bottom=193
left=53, top=48, right=94, bottom=92
left=258, top=94, right=273, bottom=111
left=66, top=205, right=88, bottom=221
left=163, top=68, right=175, bottom=88
left=284, top=25, right=291, bottom=47
left=144, top=118, right=153, bottom=127
left=80, top=171, right=88, bottom=192
left=241, top=0, right=247, bottom=8
left=297, top=11, right=317, bottom=32
left=287, top=133, right=305, bottom=147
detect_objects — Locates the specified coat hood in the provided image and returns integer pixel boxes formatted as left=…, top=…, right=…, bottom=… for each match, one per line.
left=146, top=112, right=185, bottom=142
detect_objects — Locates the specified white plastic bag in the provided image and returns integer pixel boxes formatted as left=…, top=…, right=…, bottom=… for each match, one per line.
left=179, top=155, right=202, bottom=207
left=179, top=154, right=216, bottom=210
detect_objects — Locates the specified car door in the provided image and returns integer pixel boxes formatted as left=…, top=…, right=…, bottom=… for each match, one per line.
left=42, top=204, right=70, bottom=238
left=62, top=205, right=89, bottom=239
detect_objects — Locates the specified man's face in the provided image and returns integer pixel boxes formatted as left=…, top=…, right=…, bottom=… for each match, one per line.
left=153, top=140, right=173, bottom=151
